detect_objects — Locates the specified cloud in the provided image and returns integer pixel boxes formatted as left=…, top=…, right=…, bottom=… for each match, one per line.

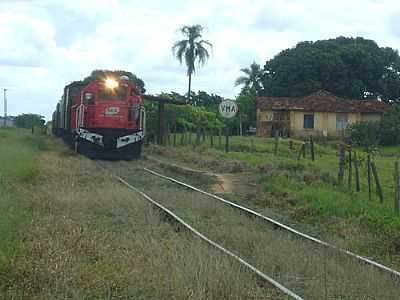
left=389, top=12, right=400, bottom=38
left=46, top=4, right=99, bottom=47
left=0, top=13, right=55, bottom=68
left=252, top=2, right=297, bottom=31
left=0, top=0, right=400, bottom=120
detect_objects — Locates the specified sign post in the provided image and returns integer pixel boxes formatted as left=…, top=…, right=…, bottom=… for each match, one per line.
left=219, top=100, right=238, bottom=153
left=219, top=100, right=238, bottom=119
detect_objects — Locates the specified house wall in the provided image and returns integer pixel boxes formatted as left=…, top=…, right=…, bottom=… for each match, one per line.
left=257, top=109, right=383, bottom=138
left=290, top=111, right=365, bottom=138
left=256, top=109, right=273, bottom=136
left=290, top=111, right=327, bottom=137
left=361, top=113, right=382, bottom=122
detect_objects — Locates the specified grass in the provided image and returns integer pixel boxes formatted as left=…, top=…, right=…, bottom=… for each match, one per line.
left=145, top=135, right=400, bottom=266
left=1, top=134, right=279, bottom=299
left=110, top=160, right=400, bottom=299
left=2, top=129, right=397, bottom=298
left=0, top=128, right=43, bottom=268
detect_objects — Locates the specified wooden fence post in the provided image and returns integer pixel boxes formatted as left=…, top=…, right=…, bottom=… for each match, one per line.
left=348, top=145, right=352, bottom=191
left=310, top=136, right=315, bottom=161
left=167, top=124, right=171, bottom=145
left=338, top=144, right=345, bottom=184
left=225, top=127, right=229, bottom=153
left=367, top=154, right=372, bottom=201
left=180, top=128, right=185, bottom=146
left=394, top=161, right=399, bottom=215
left=173, top=126, right=177, bottom=147
left=297, top=143, right=305, bottom=160
left=210, top=129, right=214, bottom=147
left=184, top=130, right=188, bottom=145
left=289, top=140, right=293, bottom=151
left=274, top=131, right=279, bottom=156
left=354, top=151, right=360, bottom=192
left=371, top=161, right=383, bottom=203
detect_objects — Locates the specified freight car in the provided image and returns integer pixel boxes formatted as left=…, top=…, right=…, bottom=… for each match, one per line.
left=52, top=71, right=145, bottom=159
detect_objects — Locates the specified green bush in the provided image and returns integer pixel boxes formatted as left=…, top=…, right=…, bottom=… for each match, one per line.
left=346, top=121, right=381, bottom=147
left=14, top=114, right=45, bottom=129
left=347, top=104, right=400, bottom=147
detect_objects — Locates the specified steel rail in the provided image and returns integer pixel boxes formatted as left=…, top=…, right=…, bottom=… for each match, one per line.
left=143, top=167, right=400, bottom=278
left=99, top=164, right=304, bottom=300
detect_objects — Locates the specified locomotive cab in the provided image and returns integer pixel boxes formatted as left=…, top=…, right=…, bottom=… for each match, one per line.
left=54, top=72, right=145, bottom=159
left=81, top=77, right=143, bottom=130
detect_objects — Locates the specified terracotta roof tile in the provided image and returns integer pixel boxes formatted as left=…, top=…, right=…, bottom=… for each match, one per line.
left=257, top=90, right=391, bottom=113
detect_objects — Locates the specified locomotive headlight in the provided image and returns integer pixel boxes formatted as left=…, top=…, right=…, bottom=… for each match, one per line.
left=105, top=78, right=119, bottom=89
left=84, top=92, right=94, bottom=101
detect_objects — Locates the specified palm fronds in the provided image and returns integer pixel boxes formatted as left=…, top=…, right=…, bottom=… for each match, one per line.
left=172, top=25, right=213, bottom=77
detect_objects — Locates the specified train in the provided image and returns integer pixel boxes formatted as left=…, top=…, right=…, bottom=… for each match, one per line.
left=52, top=71, right=145, bottom=159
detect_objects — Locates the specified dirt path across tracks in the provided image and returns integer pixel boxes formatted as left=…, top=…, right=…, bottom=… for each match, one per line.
left=143, top=155, right=234, bottom=193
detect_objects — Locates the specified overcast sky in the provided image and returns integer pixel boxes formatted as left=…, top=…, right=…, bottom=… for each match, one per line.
left=1, top=0, right=400, bottom=119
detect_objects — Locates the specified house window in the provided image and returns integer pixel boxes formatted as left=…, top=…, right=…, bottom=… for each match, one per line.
left=336, top=113, right=348, bottom=130
left=303, top=114, right=314, bottom=129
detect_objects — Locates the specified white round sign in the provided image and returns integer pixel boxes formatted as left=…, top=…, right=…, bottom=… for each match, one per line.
left=219, top=100, right=238, bottom=118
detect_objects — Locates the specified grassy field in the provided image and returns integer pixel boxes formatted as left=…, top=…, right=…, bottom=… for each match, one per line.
left=0, top=128, right=43, bottom=268
left=2, top=128, right=398, bottom=298
left=107, top=159, right=400, bottom=299
left=146, top=134, right=400, bottom=266
left=0, top=129, right=279, bottom=299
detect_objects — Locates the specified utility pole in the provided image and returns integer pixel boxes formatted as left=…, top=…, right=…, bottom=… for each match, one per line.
left=3, top=88, right=7, bottom=127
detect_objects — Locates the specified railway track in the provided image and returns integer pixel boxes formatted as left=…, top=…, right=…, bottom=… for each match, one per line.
left=143, top=167, right=400, bottom=279
left=97, top=161, right=302, bottom=300
left=99, top=160, right=400, bottom=299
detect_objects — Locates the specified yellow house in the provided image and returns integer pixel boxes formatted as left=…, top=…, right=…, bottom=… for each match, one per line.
left=256, top=90, right=391, bottom=138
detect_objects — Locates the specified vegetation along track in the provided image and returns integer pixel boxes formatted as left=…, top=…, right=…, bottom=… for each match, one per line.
left=97, top=160, right=301, bottom=300
left=99, top=159, right=400, bottom=299
left=143, top=167, right=400, bottom=278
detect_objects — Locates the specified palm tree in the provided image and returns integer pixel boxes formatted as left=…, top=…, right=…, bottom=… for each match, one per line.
left=235, top=62, right=262, bottom=94
left=172, top=25, right=212, bottom=102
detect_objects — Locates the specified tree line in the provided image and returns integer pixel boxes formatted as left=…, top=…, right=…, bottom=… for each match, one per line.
left=13, top=114, right=45, bottom=129
left=260, top=37, right=400, bottom=102
left=15, top=29, right=397, bottom=144
left=18, top=28, right=400, bottom=143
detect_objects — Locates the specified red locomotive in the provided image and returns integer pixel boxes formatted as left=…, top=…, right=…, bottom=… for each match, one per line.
left=52, top=71, right=145, bottom=159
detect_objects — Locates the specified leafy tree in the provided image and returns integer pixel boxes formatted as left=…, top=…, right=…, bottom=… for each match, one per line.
left=235, top=62, right=262, bottom=95
left=172, top=25, right=212, bottom=102
left=83, top=70, right=146, bottom=93
left=190, top=91, right=223, bottom=112
left=233, top=62, right=263, bottom=133
left=380, top=105, right=400, bottom=145
left=166, top=105, right=224, bottom=132
left=158, top=91, right=187, bottom=103
left=145, top=91, right=226, bottom=138
left=261, top=37, right=400, bottom=102
left=159, top=90, right=223, bottom=112
left=14, top=114, right=45, bottom=128
left=236, top=90, right=257, bottom=131
left=143, top=100, right=159, bottom=137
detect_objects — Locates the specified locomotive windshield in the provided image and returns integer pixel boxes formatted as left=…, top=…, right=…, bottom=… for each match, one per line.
left=98, top=85, right=128, bottom=101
